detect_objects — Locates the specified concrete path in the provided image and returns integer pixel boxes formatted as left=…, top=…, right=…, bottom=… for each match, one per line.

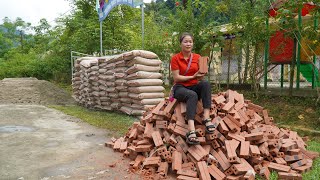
left=0, top=104, right=139, bottom=180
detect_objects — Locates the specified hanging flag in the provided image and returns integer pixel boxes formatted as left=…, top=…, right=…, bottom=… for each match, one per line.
left=95, top=0, right=100, bottom=12
left=97, top=0, right=143, bottom=22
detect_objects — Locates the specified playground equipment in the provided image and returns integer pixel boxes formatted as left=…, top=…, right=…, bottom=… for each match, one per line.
left=207, top=1, right=320, bottom=91
left=266, top=1, right=320, bottom=89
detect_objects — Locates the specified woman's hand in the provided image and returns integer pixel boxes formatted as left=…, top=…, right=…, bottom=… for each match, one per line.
left=193, top=71, right=205, bottom=80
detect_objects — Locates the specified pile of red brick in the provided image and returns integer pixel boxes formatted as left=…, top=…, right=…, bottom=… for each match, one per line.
left=106, top=90, right=319, bottom=180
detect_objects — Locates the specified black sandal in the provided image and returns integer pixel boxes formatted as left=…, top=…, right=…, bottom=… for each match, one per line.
left=186, top=130, right=200, bottom=145
left=203, top=118, right=215, bottom=134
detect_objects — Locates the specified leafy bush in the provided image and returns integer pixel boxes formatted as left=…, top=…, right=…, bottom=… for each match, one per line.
left=0, top=49, right=71, bottom=83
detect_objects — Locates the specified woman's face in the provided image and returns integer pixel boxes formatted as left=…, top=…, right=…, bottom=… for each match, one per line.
left=180, top=35, right=193, bottom=53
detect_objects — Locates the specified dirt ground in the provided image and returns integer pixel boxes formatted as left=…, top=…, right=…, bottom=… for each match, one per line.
left=0, top=78, right=141, bottom=180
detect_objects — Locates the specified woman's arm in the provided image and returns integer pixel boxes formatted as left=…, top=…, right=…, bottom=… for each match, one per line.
left=172, top=70, right=203, bottom=82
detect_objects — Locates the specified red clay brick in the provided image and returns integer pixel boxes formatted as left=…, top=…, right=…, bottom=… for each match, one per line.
left=211, top=149, right=231, bottom=171
left=207, top=164, right=226, bottom=180
left=177, top=169, right=198, bottom=178
left=199, top=56, right=208, bottom=74
left=268, top=162, right=291, bottom=172
left=196, top=161, right=211, bottom=180
left=152, top=131, right=164, bottom=147
left=259, top=167, right=270, bottom=179
left=278, top=172, right=302, bottom=180
left=240, top=141, right=250, bottom=159
left=177, top=175, right=200, bottom=180
left=172, top=151, right=182, bottom=171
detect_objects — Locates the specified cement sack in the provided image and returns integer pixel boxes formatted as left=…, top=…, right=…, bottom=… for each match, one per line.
left=106, top=54, right=123, bottom=63
left=122, top=102, right=132, bottom=107
left=110, top=98, right=121, bottom=103
left=132, top=98, right=164, bottom=105
left=131, top=104, right=155, bottom=111
left=89, top=76, right=98, bottom=81
left=98, top=80, right=107, bottom=86
left=114, top=67, right=127, bottom=73
left=116, top=86, right=127, bottom=91
left=92, top=91, right=100, bottom=97
left=99, top=91, right=107, bottom=97
left=109, top=93, right=119, bottom=98
left=101, top=106, right=113, bottom=111
left=127, top=79, right=163, bottom=87
left=125, top=64, right=161, bottom=74
left=128, top=92, right=165, bottom=100
left=98, top=55, right=117, bottom=62
left=131, top=109, right=145, bottom=116
left=98, top=69, right=108, bottom=74
left=99, top=75, right=115, bottom=81
left=99, top=85, right=108, bottom=91
left=88, top=71, right=98, bottom=77
left=105, top=70, right=115, bottom=75
left=110, top=102, right=121, bottom=109
left=101, top=101, right=111, bottom=106
left=80, top=59, right=98, bottom=68
left=126, top=71, right=162, bottom=80
left=120, top=106, right=133, bottom=115
left=90, top=66, right=99, bottom=71
left=115, top=60, right=126, bottom=67
left=119, top=92, right=129, bottom=97
left=106, top=87, right=116, bottom=93
left=123, top=50, right=158, bottom=60
left=126, top=57, right=162, bottom=67
left=120, top=98, right=132, bottom=103
left=73, top=77, right=81, bottom=81
left=100, top=97, right=111, bottom=101
left=115, top=79, right=127, bottom=86
left=73, top=72, right=81, bottom=77
left=99, top=62, right=108, bottom=68
left=92, top=86, right=100, bottom=91
left=106, top=63, right=116, bottom=70
left=128, top=86, right=165, bottom=93
left=91, top=82, right=99, bottom=86
left=105, top=81, right=116, bottom=87
left=114, top=73, right=127, bottom=79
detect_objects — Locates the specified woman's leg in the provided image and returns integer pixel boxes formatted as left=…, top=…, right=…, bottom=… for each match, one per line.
left=174, top=86, right=199, bottom=143
left=191, top=81, right=215, bottom=132
left=174, top=85, right=198, bottom=121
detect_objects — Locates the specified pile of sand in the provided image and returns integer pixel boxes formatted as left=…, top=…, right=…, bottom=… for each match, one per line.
left=0, top=78, right=75, bottom=105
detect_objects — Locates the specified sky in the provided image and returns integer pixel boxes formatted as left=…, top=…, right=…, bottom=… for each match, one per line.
left=0, top=0, right=152, bottom=26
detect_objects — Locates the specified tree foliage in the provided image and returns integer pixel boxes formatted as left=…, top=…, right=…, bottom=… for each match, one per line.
left=0, top=0, right=319, bottom=85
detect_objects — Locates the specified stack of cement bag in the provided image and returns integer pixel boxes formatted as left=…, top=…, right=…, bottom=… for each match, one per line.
left=72, top=50, right=165, bottom=116
left=72, top=57, right=100, bottom=107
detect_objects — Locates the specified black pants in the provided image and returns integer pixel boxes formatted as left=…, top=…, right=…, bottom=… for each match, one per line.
left=173, top=80, right=211, bottom=120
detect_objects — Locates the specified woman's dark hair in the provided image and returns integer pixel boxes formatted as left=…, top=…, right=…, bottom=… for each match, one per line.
left=179, top=32, right=194, bottom=43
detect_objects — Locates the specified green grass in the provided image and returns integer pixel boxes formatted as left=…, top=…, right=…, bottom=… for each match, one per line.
left=49, top=105, right=137, bottom=137
left=240, top=92, right=320, bottom=133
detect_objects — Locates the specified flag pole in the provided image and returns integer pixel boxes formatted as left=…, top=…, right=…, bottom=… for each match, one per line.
left=100, top=21, right=103, bottom=56
left=141, top=3, right=144, bottom=49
